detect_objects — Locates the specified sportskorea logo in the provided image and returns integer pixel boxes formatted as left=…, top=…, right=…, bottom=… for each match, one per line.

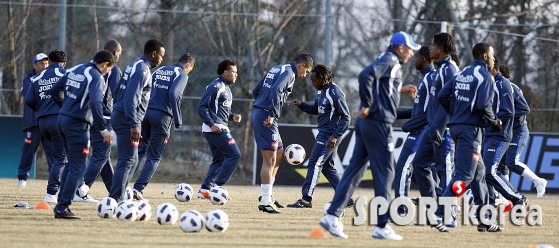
left=352, top=196, right=542, bottom=227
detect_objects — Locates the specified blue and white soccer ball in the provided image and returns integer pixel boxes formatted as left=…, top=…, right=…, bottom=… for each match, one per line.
left=179, top=210, right=206, bottom=232
left=209, top=186, right=229, bottom=205
left=284, top=144, right=306, bottom=165
left=205, top=209, right=229, bottom=232
left=96, top=197, right=117, bottom=218
left=155, top=203, right=179, bottom=225
left=116, top=200, right=138, bottom=221
left=135, top=200, right=152, bottom=221
left=174, top=183, right=194, bottom=202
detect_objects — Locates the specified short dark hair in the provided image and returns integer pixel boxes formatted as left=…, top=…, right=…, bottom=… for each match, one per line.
left=217, top=59, right=237, bottom=75
left=311, top=64, right=334, bottom=84
left=144, top=39, right=165, bottom=55
left=472, top=43, right=492, bottom=60
left=417, top=46, right=431, bottom=63
left=499, top=64, right=511, bottom=79
left=93, top=50, right=115, bottom=66
left=104, top=40, right=121, bottom=53
left=48, top=49, right=66, bottom=63
left=293, top=53, right=314, bottom=68
left=178, top=53, right=196, bottom=67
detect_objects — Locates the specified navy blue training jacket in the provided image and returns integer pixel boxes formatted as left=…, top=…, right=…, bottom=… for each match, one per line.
left=484, top=73, right=514, bottom=141
left=21, top=68, right=39, bottom=130
left=438, top=60, right=498, bottom=127
left=112, top=55, right=154, bottom=128
left=398, top=65, right=435, bottom=132
left=510, top=82, right=530, bottom=129
left=49, top=62, right=106, bottom=129
left=149, top=63, right=189, bottom=128
left=298, top=82, right=350, bottom=138
left=253, top=62, right=297, bottom=119
left=102, top=65, right=121, bottom=117
left=25, top=63, right=66, bottom=119
left=427, top=56, right=459, bottom=134
left=198, top=76, right=236, bottom=128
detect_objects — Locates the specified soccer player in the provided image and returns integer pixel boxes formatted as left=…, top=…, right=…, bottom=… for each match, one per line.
left=320, top=31, right=420, bottom=240
left=196, top=59, right=241, bottom=199
left=25, top=49, right=68, bottom=203
left=435, top=42, right=503, bottom=232
left=286, top=64, right=350, bottom=208
left=394, top=46, right=434, bottom=213
left=17, top=53, right=54, bottom=189
left=76, top=40, right=122, bottom=202
left=252, top=53, right=314, bottom=213
left=496, top=64, right=547, bottom=198
left=109, top=39, right=165, bottom=202
left=49, top=50, right=115, bottom=219
left=481, top=57, right=527, bottom=207
left=132, top=53, right=195, bottom=200
left=413, top=33, right=460, bottom=203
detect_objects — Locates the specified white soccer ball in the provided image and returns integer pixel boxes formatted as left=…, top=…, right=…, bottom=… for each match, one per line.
left=284, top=144, right=306, bottom=165
left=96, top=197, right=117, bottom=218
left=209, top=186, right=229, bottom=205
left=205, top=209, right=229, bottom=232
left=179, top=210, right=206, bottom=233
left=155, top=203, right=179, bottom=225
left=464, top=189, right=474, bottom=204
left=125, top=186, right=134, bottom=200
left=174, top=183, right=194, bottom=202
left=323, top=201, right=345, bottom=219
left=116, top=200, right=138, bottom=221
left=135, top=200, right=152, bottom=221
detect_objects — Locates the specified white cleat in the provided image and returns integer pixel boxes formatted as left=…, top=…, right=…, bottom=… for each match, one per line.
left=372, top=224, right=403, bottom=240
left=44, top=193, right=58, bottom=203
left=18, top=180, right=27, bottom=189
left=534, top=178, right=547, bottom=198
left=73, top=193, right=99, bottom=203
left=319, top=215, right=348, bottom=239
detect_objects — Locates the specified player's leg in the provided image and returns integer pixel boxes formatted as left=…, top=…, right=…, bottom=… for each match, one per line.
left=212, top=129, right=241, bottom=188
left=412, top=125, right=438, bottom=199
left=40, top=135, right=55, bottom=176
left=84, top=118, right=112, bottom=190
left=483, top=137, right=525, bottom=205
left=394, top=133, right=416, bottom=198
left=133, top=113, right=171, bottom=198
left=508, top=127, right=546, bottom=197
left=198, top=131, right=226, bottom=198
left=133, top=115, right=152, bottom=175
left=40, top=116, right=67, bottom=202
left=17, top=126, right=42, bottom=187
left=109, top=111, right=138, bottom=202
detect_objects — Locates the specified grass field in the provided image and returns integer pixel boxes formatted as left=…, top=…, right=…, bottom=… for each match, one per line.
left=0, top=178, right=557, bottom=248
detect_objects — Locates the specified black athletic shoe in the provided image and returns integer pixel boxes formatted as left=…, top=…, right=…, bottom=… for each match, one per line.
left=478, top=223, right=503, bottom=232
left=346, top=198, right=355, bottom=208
left=287, top=199, right=312, bottom=208
left=258, top=195, right=285, bottom=208
left=54, top=208, right=82, bottom=219
left=258, top=204, right=282, bottom=214
left=432, top=223, right=450, bottom=232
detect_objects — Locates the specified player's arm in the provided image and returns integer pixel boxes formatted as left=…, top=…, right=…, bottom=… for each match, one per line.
left=396, top=109, right=412, bottom=119
left=357, top=68, right=375, bottom=117
left=25, top=80, right=38, bottom=111
left=197, top=83, right=221, bottom=133
left=170, top=73, right=188, bottom=129
left=401, top=112, right=428, bottom=132
left=512, top=84, right=530, bottom=117
left=332, top=88, right=350, bottom=139
left=495, top=82, right=514, bottom=121
left=123, top=64, right=148, bottom=128
left=108, top=66, right=122, bottom=94
left=48, top=75, right=67, bottom=107
left=253, top=77, right=264, bottom=99
left=477, top=76, right=498, bottom=126
left=298, top=98, right=318, bottom=115
left=89, top=74, right=107, bottom=131
left=437, top=77, right=454, bottom=114
left=268, top=71, right=294, bottom=118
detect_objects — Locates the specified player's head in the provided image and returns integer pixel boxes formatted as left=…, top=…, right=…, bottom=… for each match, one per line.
left=144, top=39, right=165, bottom=67
left=390, top=31, right=420, bottom=63
left=217, top=59, right=238, bottom=83
left=414, top=46, right=432, bottom=70
left=32, top=53, right=49, bottom=73
left=490, top=57, right=501, bottom=77
left=310, top=64, right=334, bottom=90
left=104, top=40, right=122, bottom=63
left=93, top=50, right=115, bottom=75
left=178, top=53, right=196, bottom=74
left=292, top=53, right=314, bottom=78
left=499, top=63, right=511, bottom=79
left=430, top=33, right=459, bottom=65
left=472, top=43, right=494, bottom=70
left=48, top=49, right=67, bottom=66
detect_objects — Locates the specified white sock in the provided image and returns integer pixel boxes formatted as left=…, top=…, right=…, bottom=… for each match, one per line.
left=261, top=184, right=272, bottom=205
left=521, top=169, right=539, bottom=182
left=271, top=177, right=275, bottom=186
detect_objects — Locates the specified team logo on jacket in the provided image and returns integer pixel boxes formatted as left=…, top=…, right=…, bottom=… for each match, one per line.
left=163, top=137, right=168, bottom=145
left=82, top=147, right=90, bottom=156
left=24, top=132, right=32, bottom=144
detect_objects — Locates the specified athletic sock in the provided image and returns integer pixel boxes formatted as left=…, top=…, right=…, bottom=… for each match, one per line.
left=271, top=177, right=275, bottom=186
left=261, top=184, right=272, bottom=205
left=521, top=169, right=539, bottom=182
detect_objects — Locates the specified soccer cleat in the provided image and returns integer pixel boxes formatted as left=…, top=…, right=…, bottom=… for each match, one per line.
left=54, top=208, right=82, bottom=219
left=448, top=205, right=461, bottom=228
left=287, top=199, right=312, bottom=208
left=132, top=188, right=148, bottom=202
left=478, top=223, right=503, bottom=232
left=44, top=193, right=58, bottom=203
left=258, top=203, right=282, bottom=214
left=73, top=193, right=99, bottom=203
left=197, top=189, right=209, bottom=199
left=18, top=180, right=26, bottom=189
left=319, top=215, right=348, bottom=239
left=372, top=224, right=403, bottom=240
left=258, top=194, right=284, bottom=208
left=432, top=223, right=450, bottom=232
left=534, top=178, right=547, bottom=198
